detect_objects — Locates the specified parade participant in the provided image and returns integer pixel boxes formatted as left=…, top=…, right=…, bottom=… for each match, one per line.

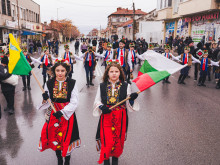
left=38, top=59, right=80, bottom=165
left=193, top=42, right=204, bottom=80
left=62, top=44, right=76, bottom=78
left=0, top=55, right=16, bottom=115
left=178, top=46, right=192, bottom=84
left=93, top=62, right=139, bottom=165
left=114, top=39, right=132, bottom=84
left=81, top=46, right=96, bottom=87
left=21, top=48, right=34, bottom=91
left=81, top=42, right=87, bottom=54
left=128, top=42, right=137, bottom=70
left=162, top=44, right=173, bottom=84
left=197, top=50, right=211, bottom=87
left=40, top=47, right=53, bottom=87
left=102, top=43, right=114, bottom=68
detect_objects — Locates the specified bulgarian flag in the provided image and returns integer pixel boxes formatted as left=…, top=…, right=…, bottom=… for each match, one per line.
left=133, top=51, right=187, bottom=92
left=8, top=34, right=32, bottom=75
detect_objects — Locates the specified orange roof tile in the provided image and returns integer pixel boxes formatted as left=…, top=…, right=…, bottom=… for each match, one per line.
left=109, top=8, right=147, bottom=17
left=119, top=19, right=133, bottom=27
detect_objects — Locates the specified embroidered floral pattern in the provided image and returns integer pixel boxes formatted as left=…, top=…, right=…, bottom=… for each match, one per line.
left=106, top=82, right=122, bottom=105
left=53, top=80, right=68, bottom=99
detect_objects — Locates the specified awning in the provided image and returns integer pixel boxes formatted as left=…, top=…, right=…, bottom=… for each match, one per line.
left=22, top=31, right=40, bottom=35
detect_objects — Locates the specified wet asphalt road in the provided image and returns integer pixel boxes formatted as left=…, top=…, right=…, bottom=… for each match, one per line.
left=0, top=42, right=220, bottom=165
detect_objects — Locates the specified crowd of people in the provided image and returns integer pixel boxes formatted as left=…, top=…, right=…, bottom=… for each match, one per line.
left=0, top=34, right=219, bottom=165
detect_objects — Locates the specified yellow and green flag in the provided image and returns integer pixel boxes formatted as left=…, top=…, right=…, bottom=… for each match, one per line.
left=8, top=33, right=32, bottom=75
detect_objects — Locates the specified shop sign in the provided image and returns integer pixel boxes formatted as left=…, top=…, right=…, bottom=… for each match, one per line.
left=26, top=22, right=35, bottom=30
left=185, top=12, right=219, bottom=23
left=5, top=20, right=18, bottom=28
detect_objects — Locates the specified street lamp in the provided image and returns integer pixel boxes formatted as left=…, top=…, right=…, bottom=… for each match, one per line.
left=57, top=7, right=64, bottom=21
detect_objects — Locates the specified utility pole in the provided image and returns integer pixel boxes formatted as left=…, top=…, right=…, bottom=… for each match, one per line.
left=132, top=2, right=136, bottom=41
left=17, top=0, right=21, bottom=45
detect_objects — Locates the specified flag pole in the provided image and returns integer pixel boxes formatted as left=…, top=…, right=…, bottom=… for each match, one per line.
left=31, top=70, right=57, bottom=113
left=109, top=91, right=141, bottom=110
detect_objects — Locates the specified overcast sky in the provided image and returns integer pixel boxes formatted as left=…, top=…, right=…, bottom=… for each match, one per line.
left=34, top=0, right=157, bottom=34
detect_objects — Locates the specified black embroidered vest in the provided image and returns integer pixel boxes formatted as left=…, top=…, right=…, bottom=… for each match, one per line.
left=100, top=81, right=128, bottom=105
left=47, top=77, right=76, bottom=103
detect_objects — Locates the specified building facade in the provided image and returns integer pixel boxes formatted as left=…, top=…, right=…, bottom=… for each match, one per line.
left=0, top=0, right=42, bottom=45
left=156, top=0, right=220, bottom=43
left=107, top=7, right=147, bottom=39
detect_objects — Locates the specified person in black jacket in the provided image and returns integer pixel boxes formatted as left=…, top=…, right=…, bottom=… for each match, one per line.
left=177, top=40, right=184, bottom=55
left=21, top=49, right=34, bottom=91
left=0, top=56, right=15, bottom=115
left=74, top=39, right=80, bottom=55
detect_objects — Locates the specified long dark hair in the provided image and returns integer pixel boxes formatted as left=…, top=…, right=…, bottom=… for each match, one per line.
left=102, top=63, right=125, bottom=82
left=49, top=62, right=71, bottom=77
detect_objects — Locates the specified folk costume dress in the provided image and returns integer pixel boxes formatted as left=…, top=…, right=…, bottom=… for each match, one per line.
left=63, top=51, right=74, bottom=78
left=198, top=57, right=211, bottom=85
left=128, top=49, right=138, bottom=70
left=38, top=77, right=81, bottom=157
left=102, top=50, right=113, bottom=68
left=93, top=80, right=139, bottom=164
left=39, top=54, right=52, bottom=86
left=115, top=48, right=132, bottom=82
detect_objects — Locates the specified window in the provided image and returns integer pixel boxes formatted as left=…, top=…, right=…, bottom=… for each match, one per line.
left=168, top=0, right=172, bottom=7
left=26, top=9, right=28, bottom=21
left=7, top=0, right=11, bottom=16
left=2, top=0, right=6, bottom=15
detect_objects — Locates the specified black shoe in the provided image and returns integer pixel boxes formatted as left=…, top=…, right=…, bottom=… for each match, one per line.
left=216, top=85, right=220, bottom=89
left=208, top=77, right=211, bottom=81
left=27, top=86, right=31, bottom=90
left=8, top=109, right=14, bottom=115
left=22, top=87, right=26, bottom=91
left=197, top=83, right=201, bottom=86
left=166, top=80, right=171, bottom=84
left=201, top=84, right=206, bottom=87
left=178, top=80, right=181, bottom=84
left=90, top=82, right=94, bottom=86
left=86, top=84, right=90, bottom=88
left=181, top=81, right=186, bottom=85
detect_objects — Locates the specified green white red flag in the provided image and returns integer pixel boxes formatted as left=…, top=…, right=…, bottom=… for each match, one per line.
left=133, top=51, right=187, bottom=92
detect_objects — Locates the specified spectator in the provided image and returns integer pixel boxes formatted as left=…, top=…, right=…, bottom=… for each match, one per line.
left=37, top=40, right=42, bottom=56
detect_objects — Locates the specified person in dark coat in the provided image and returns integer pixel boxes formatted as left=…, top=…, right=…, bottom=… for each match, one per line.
left=0, top=56, right=16, bottom=115
left=177, top=40, right=184, bottom=55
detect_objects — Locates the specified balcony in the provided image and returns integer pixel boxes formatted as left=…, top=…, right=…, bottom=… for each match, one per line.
left=156, top=7, right=173, bottom=20
left=178, top=0, right=219, bottom=16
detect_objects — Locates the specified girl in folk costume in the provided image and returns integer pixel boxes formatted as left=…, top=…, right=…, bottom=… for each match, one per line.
left=162, top=44, right=173, bottom=84
left=114, top=39, right=132, bottom=84
left=102, top=43, right=114, bottom=69
left=21, top=48, right=35, bottom=91
left=38, top=59, right=80, bottom=165
left=93, top=62, right=139, bottom=165
left=62, top=44, right=76, bottom=78
left=40, top=48, right=53, bottom=87
left=197, top=50, right=211, bottom=87
left=178, top=46, right=192, bottom=84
